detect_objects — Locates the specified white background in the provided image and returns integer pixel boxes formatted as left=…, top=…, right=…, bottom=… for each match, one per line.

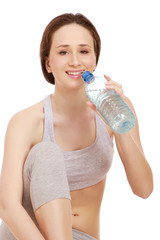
left=0, top=0, right=160, bottom=239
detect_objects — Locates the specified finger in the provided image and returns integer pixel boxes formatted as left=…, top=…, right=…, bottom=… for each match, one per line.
left=86, top=101, right=97, bottom=112
left=105, top=85, right=125, bottom=98
left=104, top=74, right=122, bottom=88
left=115, top=89, right=126, bottom=100
left=115, top=88, right=123, bottom=96
left=105, top=80, right=122, bottom=89
left=104, top=74, right=112, bottom=81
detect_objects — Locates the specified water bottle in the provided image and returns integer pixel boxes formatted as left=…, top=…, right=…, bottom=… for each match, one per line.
left=82, top=71, right=136, bottom=134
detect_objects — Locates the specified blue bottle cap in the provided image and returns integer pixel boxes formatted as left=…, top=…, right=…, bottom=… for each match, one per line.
left=82, top=71, right=93, bottom=83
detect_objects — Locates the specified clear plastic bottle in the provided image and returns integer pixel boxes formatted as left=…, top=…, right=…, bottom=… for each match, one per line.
left=82, top=71, right=136, bottom=134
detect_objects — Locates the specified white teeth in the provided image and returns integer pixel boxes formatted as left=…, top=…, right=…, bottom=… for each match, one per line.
left=67, top=71, right=83, bottom=75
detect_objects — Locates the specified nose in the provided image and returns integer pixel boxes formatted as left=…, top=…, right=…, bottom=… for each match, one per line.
left=68, top=53, right=81, bottom=67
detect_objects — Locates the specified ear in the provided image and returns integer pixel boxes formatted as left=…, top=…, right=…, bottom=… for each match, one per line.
left=45, top=57, right=52, bottom=73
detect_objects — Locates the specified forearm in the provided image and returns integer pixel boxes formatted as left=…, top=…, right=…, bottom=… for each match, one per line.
left=115, top=132, right=153, bottom=198
left=1, top=203, right=45, bottom=240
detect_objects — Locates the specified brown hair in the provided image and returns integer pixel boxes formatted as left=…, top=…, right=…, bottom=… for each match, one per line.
left=40, top=13, right=101, bottom=84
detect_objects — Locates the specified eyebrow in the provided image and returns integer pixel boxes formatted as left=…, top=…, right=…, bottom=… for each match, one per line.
left=56, top=44, right=91, bottom=48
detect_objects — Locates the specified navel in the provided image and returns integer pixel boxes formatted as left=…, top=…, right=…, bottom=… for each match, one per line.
left=72, top=213, right=79, bottom=216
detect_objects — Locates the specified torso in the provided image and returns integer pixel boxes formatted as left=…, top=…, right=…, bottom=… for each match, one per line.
left=25, top=98, right=113, bottom=240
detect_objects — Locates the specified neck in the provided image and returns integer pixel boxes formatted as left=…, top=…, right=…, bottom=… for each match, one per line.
left=52, top=85, right=89, bottom=118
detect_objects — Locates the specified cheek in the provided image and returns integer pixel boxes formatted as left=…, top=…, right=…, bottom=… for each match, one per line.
left=49, top=56, right=62, bottom=71
left=50, top=56, right=56, bottom=66
left=83, top=55, right=96, bottom=69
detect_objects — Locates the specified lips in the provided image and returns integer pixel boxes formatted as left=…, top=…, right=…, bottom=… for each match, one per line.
left=66, top=70, right=84, bottom=77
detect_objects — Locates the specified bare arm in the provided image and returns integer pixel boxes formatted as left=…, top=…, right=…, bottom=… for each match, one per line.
left=114, top=98, right=153, bottom=198
left=103, top=75, right=153, bottom=197
left=0, top=111, right=45, bottom=240
left=87, top=74, right=153, bottom=198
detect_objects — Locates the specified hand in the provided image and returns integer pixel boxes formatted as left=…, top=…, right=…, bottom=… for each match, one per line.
left=104, top=74, right=126, bottom=100
left=86, top=74, right=126, bottom=111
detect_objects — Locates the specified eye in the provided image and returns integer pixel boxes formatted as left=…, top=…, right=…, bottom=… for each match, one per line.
left=59, top=51, right=68, bottom=55
left=80, top=50, right=89, bottom=54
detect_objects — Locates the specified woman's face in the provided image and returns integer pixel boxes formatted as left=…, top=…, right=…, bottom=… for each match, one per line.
left=45, top=23, right=96, bottom=89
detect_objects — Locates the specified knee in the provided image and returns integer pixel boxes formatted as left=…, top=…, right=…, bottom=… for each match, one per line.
left=26, top=142, right=65, bottom=172
left=24, top=142, right=71, bottom=211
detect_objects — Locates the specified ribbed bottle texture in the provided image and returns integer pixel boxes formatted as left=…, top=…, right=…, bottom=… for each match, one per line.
left=82, top=71, right=136, bottom=134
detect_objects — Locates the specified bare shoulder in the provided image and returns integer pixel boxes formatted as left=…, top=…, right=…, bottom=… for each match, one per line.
left=0, top=100, right=45, bottom=204
left=5, top=100, right=44, bottom=156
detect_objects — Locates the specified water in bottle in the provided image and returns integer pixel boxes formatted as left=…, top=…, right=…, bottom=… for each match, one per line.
left=82, top=71, right=136, bottom=134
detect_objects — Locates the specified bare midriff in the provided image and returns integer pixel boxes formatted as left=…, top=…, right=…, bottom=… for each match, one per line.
left=31, top=100, right=111, bottom=239
left=70, top=177, right=106, bottom=240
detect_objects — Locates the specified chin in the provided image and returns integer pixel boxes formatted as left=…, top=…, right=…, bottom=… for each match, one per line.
left=71, top=80, right=84, bottom=89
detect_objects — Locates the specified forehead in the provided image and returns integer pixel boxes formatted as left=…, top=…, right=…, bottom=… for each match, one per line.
left=51, top=23, right=94, bottom=46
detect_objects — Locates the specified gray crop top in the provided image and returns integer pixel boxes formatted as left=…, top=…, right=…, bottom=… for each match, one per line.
left=0, top=95, right=114, bottom=239
left=42, top=95, right=114, bottom=191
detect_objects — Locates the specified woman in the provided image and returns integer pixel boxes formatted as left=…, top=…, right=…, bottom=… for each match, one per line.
left=0, top=13, right=153, bottom=240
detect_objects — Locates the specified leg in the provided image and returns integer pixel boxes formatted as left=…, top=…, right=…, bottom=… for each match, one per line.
left=35, top=199, right=72, bottom=240
left=28, top=142, right=72, bottom=240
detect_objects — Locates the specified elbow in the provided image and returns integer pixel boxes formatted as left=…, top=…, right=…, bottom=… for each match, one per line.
left=133, top=185, right=154, bottom=199
left=138, top=190, right=153, bottom=199
left=132, top=173, right=154, bottom=199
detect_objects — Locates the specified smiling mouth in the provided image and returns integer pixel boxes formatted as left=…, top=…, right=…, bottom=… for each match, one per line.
left=66, top=71, right=84, bottom=76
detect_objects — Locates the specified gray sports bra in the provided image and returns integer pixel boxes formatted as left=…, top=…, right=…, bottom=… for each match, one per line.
left=42, top=95, right=114, bottom=191
left=0, top=95, right=114, bottom=240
